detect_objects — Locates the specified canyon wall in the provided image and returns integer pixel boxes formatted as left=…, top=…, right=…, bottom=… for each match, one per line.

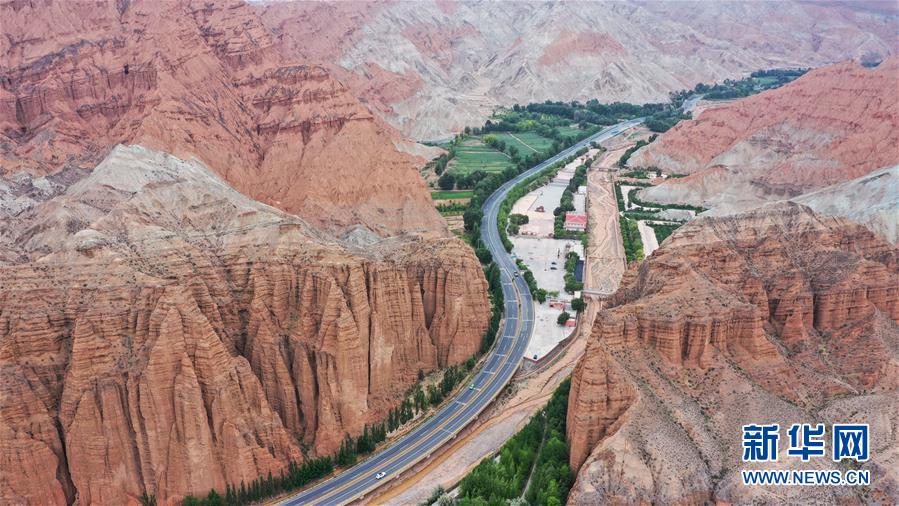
left=0, top=145, right=489, bottom=504
left=0, top=1, right=491, bottom=503
left=0, top=0, right=439, bottom=235
left=259, top=0, right=897, bottom=139
left=629, top=58, right=899, bottom=217
left=567, top=203, right=899, bottom=503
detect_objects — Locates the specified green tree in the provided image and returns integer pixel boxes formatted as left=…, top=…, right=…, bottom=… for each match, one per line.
left=571, top=297, right=586, bottom=312
left=556, top=311, right=571, bottom=325
left=437, top=172, right=456, bottom=191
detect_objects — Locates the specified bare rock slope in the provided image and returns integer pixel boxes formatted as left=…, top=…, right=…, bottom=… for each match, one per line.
left=630, top=58, right=899, bottom=213
left=260, top=0, right=897, bottom=139
left=0, top=0, right=438, bottom=235
left=794, top=165, right=899, bottom=244
left=0, top=1, right=490, bottom=504
left=567, top=203, right=898, bottom=504
left=0, top=145, right=489, bottom=505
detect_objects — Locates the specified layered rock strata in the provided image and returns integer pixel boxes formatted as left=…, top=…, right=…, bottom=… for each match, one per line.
left=0, top=145, right=489, bottom=504
left=567, top=203, right=899, bottom=504
left=630, top=58, right=899, bottom=213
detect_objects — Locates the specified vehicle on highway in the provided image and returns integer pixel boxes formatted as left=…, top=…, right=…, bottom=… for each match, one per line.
left=375, top=471, right=386, bottom=480
left=469, top=383, right=475, bottom=390
left=514, top=271, right=520, bottom=277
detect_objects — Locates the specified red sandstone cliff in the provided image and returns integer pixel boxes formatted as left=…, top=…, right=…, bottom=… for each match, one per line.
left=0, top=0, right=439, bottom=235
left=567, top=203, right=899, bottom=504
left=630, top=58, right=899, bottom=212
left=0, top=145, right=489, bottom=505
left=0, top=1, right=490, bottom=504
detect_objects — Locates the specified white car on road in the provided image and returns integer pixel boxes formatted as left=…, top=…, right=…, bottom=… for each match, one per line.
left=375, top=471, right=387, bottom=480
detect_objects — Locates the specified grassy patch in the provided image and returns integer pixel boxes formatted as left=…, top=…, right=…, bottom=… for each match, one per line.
left=493, top=131, right=555, bottom=154
left=620, top=216, right=644, bottom=263
left=431, top=190, right=474, bottom=200
left=556, top=125, right=584, bottom=138
left=448, top=139, right=513, bottom=175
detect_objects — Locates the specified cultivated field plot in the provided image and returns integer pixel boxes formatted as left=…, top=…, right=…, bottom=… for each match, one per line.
left=431, top=190, right=474, bottom=200
left=448, top=139, right=512, bottom=174
left=492, top=132, right=554, bottom=154
left=556, top=125, right=585, bottom=138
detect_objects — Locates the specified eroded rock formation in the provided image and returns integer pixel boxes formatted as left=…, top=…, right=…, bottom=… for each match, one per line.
left=259, top=0, right=897, bottom=139
left=0, top=146, right=489, bottom=504
left=0, top=0, right=439, bottom=235
left=0, top=1, right=490, bottom=503
left=567, top=203, right=899, bottom=504
left=630, top=58, right=899, bottom=215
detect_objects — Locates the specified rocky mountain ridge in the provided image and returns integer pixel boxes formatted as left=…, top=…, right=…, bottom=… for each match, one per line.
left=566, top=203, right=898, bottom=503
left=0, top=145, right=489, bottom=504
left=259, top=0, right=897, bottom=139
left=0, top=1, right=492, bottom=503
left=1, top=0, right=437, bottom=235
left=630, top=57, right=899, bottom=222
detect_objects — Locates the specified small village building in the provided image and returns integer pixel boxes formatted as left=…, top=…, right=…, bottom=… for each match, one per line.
left=564, top=212, right=587, bottom=231
left=548, top=299, right=566, bottom=310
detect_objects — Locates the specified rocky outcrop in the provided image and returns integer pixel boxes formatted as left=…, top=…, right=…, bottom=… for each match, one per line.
left=630, top=58, right=899, bottom=214
left=259, top=1, right=896, bottom=139
left=794, top=165, right=898, bottom=244
left=0, top=0, right=440, bottom=236
left=0, top=2, right=492, bottom=503
left=567, top=203, right=899, bottom=504
left=0, top=145, right=489, bottom=504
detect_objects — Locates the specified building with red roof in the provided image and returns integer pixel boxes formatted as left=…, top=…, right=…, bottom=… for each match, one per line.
left=563, top=212, right=587, bottom=231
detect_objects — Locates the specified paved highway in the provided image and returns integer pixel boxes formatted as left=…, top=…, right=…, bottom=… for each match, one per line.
left=279, top=118, right=643, bottom=506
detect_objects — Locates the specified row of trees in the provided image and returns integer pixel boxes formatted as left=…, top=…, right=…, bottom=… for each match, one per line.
left=563, top=251, right=583, bottom=294
left=455, top=379, right=573, bottom=506
left=617, top=134, right=657, bottom=168
left=180, top=457, right=336, bottom=506
left=433, top=149, right=455, bottom=176
left=627, top=187, right=705, bottom=213
left=620, top=216, right=644, bottom=263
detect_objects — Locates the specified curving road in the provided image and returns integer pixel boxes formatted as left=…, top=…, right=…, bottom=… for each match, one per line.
left=279, top=118, right=643, bottom=506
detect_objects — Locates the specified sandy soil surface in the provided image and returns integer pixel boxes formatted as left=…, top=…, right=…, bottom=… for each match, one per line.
left=511, top=184, right=565, bottom=236
left=510, top=235, right=581, bottom=360
left=583, top=167, right=626, bottom=297
left=691, top=98, right=737, bottom=118
left=366, top=152, right=625, bottom=506
left=528, top=303, right=574, bottom=360
left=637, top=219, right=660, bottom=256
left=510, top=236, right=582, bottom=293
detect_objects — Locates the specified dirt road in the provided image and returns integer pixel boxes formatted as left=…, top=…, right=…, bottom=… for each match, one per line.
left=583, top=156, right=627, bottom=299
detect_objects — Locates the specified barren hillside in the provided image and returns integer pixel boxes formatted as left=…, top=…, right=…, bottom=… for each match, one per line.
left=259, top=0, right=897, bottom=139
left=567, top=203, right=899, bottom=504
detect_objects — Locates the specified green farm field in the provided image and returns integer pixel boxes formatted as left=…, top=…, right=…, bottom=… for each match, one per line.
left=447, top=139, right=513, bottom=174
left=492, top=132, right=554, bottom=154
left=556, top=125, right=585, bottom=138
left=431, top=190, right=474, bottom=200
